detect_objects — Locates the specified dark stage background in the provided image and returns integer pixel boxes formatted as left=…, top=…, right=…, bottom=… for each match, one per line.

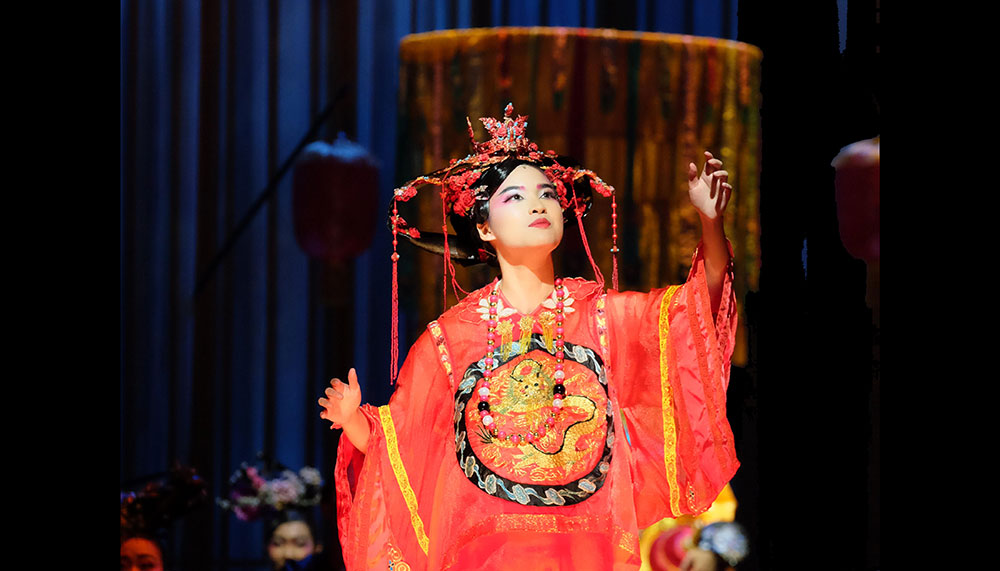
left=120, top=0, right=879, bottom=569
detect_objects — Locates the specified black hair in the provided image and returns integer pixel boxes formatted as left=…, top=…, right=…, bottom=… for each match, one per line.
left=393, top=155, right=596, bottom=267
left=449, top=155, right=595, bottom=261
left=266, top=508, right=318, bottom=541
left=120, top=465, right=207, bottom=570
left=470, top=156, right=539, bottom=225
left=448, top=157, right=535, bottom=257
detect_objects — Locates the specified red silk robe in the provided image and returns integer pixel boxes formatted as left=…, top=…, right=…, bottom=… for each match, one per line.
left=335, top=246, right=739, bottom=570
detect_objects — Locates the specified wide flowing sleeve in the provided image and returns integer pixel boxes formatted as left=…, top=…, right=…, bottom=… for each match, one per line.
left=334, top=328, right=452, bottom=571
left=604, top=243, right=739, bottom=527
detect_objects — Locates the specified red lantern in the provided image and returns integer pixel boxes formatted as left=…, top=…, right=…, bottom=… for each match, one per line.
left=292, top=133, right=379, bottom=264
left=832, top=137, right=880, bottom=263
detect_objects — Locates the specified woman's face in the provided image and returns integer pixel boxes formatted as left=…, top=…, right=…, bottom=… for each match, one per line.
left=268, top=521, right=317, bottom=569
left=120, top=537, right=164, bottom=571
left=478, top=165, right=564, bottom=257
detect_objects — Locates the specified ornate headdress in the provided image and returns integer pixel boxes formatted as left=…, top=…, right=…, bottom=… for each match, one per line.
left=388, top=103, right=620, bottom=383
left=216, top=453, right=324, bottom=523
left=120, top=463, right=209, bottom=544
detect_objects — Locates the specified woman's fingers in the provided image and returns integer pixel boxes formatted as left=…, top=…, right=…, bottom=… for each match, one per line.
left=319, top=397, right=345, bottom=428
left=719, top=182, right=733, bottom=212
left=319, top=370, right=358, bottom=430
left=347, top=367, right=359, bottom=390
left=702, top=150, right=721, bottom=173
left=328, top=376, right=350, bottom=392
left=711, top=170, right=728, bottom=197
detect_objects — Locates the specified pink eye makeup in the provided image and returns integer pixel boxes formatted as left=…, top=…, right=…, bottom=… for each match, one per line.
left=498, top=183, right=558, bottom=203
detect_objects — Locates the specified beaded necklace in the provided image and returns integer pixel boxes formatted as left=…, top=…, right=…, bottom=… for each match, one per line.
left=476, top=278, right=567, bottom=444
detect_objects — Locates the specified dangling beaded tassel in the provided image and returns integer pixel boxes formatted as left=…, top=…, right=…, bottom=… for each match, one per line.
left=390, top=198, right=401, bottom=384
left=437, top=189, right=471, bottom=307
left=440, top=191, right=450, bottom=311
left=478, top=287, right=500, bottom=436
left=449, top=259, right=469, bottom=297
left=550, top=278, right=567, bottom=430
left=610, top=193, right=619, bottom=291
left=575, top=210, right=605, bottom=292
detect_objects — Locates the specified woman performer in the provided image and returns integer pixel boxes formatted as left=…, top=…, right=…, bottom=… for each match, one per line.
left=217, top=457, right=328, bottom=571
left=319, top=103, right=738, bottom=570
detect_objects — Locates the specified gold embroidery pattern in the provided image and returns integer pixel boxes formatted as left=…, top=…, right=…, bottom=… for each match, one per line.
left=496, top=320, right=515, bottom=361
left=387, top=541, right=411, bottom=571
left=454, top=334, right=613, bottom=506
left=378, top=405, right=430, bottom=555
left=517, top=315, right=535, bottom=354
left=442, top=513, right=638, bottom=568
left=595, top=295, right=609, bottom=359
left=479, top=353, right=605, bottom=480
left=538, top=311, right=556, bottom=351
left=658, top=285, right=683, bottom=516
left=687, top=483, right=699, bottom=514
left=427, top=321, right=454, bottom=387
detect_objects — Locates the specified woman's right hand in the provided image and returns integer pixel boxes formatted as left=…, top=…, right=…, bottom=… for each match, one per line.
left=318, top=367, right=363, bottom=429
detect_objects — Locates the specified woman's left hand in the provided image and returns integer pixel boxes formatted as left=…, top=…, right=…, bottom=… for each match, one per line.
left=688, top=151, right=732, bottom=221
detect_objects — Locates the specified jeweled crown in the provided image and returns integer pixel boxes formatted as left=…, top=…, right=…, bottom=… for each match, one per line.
left=470, top=102, right=537, bottom=157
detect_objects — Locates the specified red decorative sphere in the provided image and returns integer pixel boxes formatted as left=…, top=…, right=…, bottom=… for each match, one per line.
left=292, top=134, right=379, bottom=264
left=833, top=137, right=880, bottom=263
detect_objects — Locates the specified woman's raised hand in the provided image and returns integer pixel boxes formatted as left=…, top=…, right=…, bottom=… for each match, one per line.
left=318, top=367, right=363, bottom=429
left=688, top=151, right=733, bottom=220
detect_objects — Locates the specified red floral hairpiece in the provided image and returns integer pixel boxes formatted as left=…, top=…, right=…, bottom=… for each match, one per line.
left=391, top=103, right=615, bottom=221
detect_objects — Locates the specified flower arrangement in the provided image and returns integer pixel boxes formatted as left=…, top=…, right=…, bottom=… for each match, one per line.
left=216, top=453, right=324, bottom=522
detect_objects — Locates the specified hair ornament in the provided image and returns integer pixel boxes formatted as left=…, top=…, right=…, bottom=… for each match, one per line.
left=216, top=452, right=324, bottom=523
left=121, top=463, right=209, bottom=543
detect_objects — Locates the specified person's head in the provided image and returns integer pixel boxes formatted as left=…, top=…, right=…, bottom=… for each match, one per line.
left=471, top=158, right=565, bottom=263
left=266, top=510, right=321, bottom=570
left=121, top=535, right=165, bottom=571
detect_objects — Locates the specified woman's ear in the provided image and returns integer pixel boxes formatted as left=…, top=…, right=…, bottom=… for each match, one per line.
left=477, top=221, right=495, bottom=242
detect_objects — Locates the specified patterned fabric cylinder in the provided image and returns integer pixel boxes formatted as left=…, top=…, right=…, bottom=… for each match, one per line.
left=396, top=28, right=761, bottom=365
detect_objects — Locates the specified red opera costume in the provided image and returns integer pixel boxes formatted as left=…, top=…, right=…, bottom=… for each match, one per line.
left=335, top=249, right=738, bottom=569
left=323, top=103, right=741, bottom=570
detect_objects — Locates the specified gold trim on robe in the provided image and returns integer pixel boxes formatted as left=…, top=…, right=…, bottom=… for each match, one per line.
left=378, top=405, right=430, bottom=555
left=658, top=285, right=684, bottom=516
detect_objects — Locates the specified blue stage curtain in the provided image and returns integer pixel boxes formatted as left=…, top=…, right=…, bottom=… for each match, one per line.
left=121, top=1, right=740, bottom=569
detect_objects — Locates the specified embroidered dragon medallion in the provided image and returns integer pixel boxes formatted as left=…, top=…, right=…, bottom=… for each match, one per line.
left=453, top=333, right=614, bottom=505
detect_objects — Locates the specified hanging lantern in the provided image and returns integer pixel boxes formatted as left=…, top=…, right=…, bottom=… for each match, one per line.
left=832, top=137, right=880, bottom=263
left=292, top=133, right=379, bottom=264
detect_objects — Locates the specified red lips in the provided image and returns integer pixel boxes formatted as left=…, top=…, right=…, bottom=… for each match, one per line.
left=529, top=218, right=551, bottom=228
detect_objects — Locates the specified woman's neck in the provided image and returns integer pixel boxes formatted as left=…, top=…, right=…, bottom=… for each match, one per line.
left=495, top=252, right=555, bottom=314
